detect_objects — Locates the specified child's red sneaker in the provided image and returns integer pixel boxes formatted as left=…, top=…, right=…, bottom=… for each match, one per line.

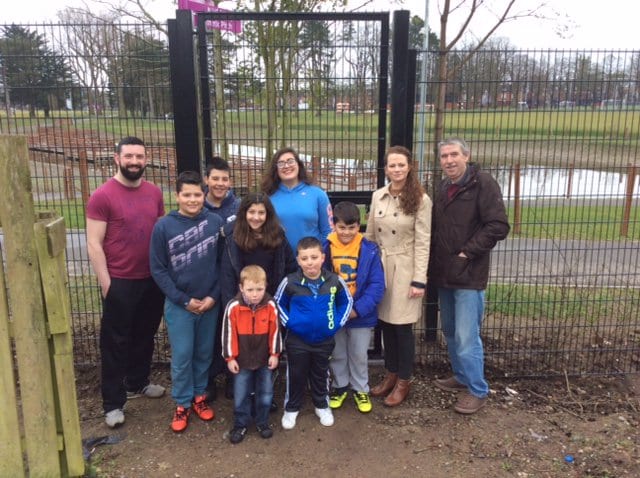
left=192, top=394, right=215, bottom=421
left=171, top=406, right=190, bottom=433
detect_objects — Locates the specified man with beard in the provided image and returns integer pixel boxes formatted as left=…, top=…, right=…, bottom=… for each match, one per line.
left=87, top=136, right=166, bottom=428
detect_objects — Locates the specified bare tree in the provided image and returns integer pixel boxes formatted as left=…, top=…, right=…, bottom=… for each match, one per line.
left=240, top=0, right=343, bottom=160
left=81, top=0, right=174, bottom=36
left=57, top=8, right=123, bottom=116
left=432, top=0, right=548, bottom=155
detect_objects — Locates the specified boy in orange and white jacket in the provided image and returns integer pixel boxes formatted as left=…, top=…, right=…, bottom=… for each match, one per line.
left=222, top=265, right=281, bottom=444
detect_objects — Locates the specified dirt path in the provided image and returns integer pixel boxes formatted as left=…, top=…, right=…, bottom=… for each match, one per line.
left=78, top=366, right=639, bottom=478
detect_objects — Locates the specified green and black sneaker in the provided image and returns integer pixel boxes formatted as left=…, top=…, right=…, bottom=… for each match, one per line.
left=329, top=390, right=349, bottom=409
left=354, top=392, right=372, bottom=413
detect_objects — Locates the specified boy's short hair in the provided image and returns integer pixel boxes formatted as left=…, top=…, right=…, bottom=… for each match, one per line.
left=206, top=156, right=231, bottom=176
left=332, top=201, right=361, bottom=225
left=297, top=236, right=323, bottom=252
left=176, top=170, right=204, bottom=193
left=240, top=265, right=267, bottom=285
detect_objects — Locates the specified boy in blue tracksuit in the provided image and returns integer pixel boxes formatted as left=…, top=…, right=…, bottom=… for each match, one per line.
left=275, top=236, right=353, bottom=430
left=150, top=171, right=224, bottom=433
left=323, top=201, right=385, bottom=413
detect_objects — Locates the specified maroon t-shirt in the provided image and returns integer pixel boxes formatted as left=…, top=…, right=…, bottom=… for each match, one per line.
left=86, top=178, right=164, bottom=279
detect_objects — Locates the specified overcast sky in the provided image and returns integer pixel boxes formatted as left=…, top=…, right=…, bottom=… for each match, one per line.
left=1, top=0, right=636, bottom=50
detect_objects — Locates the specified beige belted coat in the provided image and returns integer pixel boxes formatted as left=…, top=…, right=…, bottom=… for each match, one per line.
left=365, top=186, right=432, bottom=325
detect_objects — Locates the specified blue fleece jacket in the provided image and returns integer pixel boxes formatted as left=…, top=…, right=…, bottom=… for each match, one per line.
left=275, top=269, right=353, bottom=344
left=323, top=236, right=385, bottom=328
left=150, top=209, right=224, bottom=307
left=204, top=189, right=240, bottom=223
left=269, top=182, right=333, bottom=249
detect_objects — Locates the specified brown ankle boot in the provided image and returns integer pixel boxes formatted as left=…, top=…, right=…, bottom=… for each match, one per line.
left=383, top=379, right=411, bottom=407
left=370, top=372, right=398, bottom=397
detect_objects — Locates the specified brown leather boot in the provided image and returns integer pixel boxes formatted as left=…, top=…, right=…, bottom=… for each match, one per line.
left=370, top=372, right=398, bottom=397
left=383, top=379, right=411, bottom=407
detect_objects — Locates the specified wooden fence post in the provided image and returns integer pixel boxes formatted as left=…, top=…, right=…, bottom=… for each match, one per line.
left=566, top=162, right=574, bottom=198
left=79, top=150, right=91, bottom=205
left=311, top=155, right=320, bottom=184
left=34, top=214, right=84, bottom=476
left=0, top=135, right=61, bottom=475
left=64, top=163, right=75, bottom=199
left=513, top=163, right=521, bottom=234
left=620, top=163, right=637, bottom=237
left=0, top=234, right=26, bottom=477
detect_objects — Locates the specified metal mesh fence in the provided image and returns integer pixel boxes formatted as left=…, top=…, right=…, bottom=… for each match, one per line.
left=196, top=12, right=388, bottom=194
left=0, top=22, right=175, bottom=365
left=1, top=21, right=638, bottom=376
left=414, top=49, right=640, bottom=376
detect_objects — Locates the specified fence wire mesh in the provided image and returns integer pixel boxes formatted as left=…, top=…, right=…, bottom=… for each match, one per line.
left=414, top=48, right=640, bottom=376
left=0, top=22, right=174, bottom=365
left=197, top=12, right=388, bottom=194
left=1, top=22, right=638, bottom=376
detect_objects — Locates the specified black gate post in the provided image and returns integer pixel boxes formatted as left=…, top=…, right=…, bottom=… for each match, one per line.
left=168, top=10, right=201, bottom=174
left=405, top=49, right=417, bottom=147
left=389, top=10, right=410, bottom=148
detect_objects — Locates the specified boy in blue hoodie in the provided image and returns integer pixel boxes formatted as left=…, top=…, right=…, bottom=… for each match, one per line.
left=150, top=171, right=224, bottom=433
left=203, top=155, right=240, bottom=402
left=323, top=202, right=385, bottom=413
left=275, top=236, right=353, bottom=430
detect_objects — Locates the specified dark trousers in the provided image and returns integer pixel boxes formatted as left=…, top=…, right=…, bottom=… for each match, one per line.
left=380, top=321, right=414, bottom=380
left=284, top=332, right=334, bottom=411
left=233, top=366, right=273, bottom=428
left=100, top=277, right=164, bottom=413
left=208, top=306, right=231, bottom=384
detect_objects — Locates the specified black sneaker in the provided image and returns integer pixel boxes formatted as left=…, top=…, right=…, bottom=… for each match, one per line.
left=229, top=426, right=247, bottom=444
left=257, top=424, right=273, bottom=439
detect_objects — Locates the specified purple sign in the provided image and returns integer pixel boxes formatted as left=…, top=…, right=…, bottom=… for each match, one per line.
left=178, top=0, right=242, bottom=34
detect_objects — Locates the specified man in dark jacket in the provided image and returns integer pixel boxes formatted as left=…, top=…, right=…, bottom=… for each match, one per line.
left=429, top=137, right=509, bottom=415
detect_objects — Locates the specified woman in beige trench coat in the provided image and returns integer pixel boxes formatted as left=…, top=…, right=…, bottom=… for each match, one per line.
left=365, top=145, right=432, bottom=406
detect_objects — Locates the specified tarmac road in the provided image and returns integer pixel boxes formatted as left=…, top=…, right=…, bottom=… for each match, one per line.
left=492, top=237, right=640, bottom=287
left=1, top=231, right=638, bottom=287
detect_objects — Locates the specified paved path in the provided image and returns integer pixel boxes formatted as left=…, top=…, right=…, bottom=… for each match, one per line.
left=2, top=232, right=638, bottom=287
left=492, top=237, right=640, bottom=287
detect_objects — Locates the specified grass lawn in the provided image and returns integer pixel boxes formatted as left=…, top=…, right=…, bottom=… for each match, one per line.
left=486, top=283, right=640, bottom=322
left=507, top=204, right=640, bottom=240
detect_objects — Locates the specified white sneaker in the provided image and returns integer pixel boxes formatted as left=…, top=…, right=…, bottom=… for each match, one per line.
left=127, top=383, right=165, bottom=399
left=105, top=408, right=125, bottom=428
left=281, top=411, right=299, bottom=430
left=314, top=407, right=334, bottom=427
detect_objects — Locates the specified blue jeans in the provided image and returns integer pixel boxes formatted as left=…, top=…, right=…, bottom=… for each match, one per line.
left=164, top=299, right=219, bottom=407
left=438, top=288, right=488, bottom=398
left=233, top=366, right=273, bottom=428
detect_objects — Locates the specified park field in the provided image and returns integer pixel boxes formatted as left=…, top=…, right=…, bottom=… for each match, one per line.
left=7, top=105, right=637, bottom=241
left=38, top=197, right=639, bottom=242
left=2, top=107, right=638, bottom=168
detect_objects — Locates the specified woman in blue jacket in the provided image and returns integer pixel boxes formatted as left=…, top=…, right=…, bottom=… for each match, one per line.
left=261, top=147, right=333, bottom=250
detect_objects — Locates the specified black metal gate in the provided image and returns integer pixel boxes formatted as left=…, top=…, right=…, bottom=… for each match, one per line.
left=168, top=10, right=416, bottom=204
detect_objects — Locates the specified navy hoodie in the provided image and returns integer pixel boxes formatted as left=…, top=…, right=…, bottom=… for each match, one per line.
left=204, top=189, right=240, bottom=223
left=150, top=209, right=224, bottom=307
